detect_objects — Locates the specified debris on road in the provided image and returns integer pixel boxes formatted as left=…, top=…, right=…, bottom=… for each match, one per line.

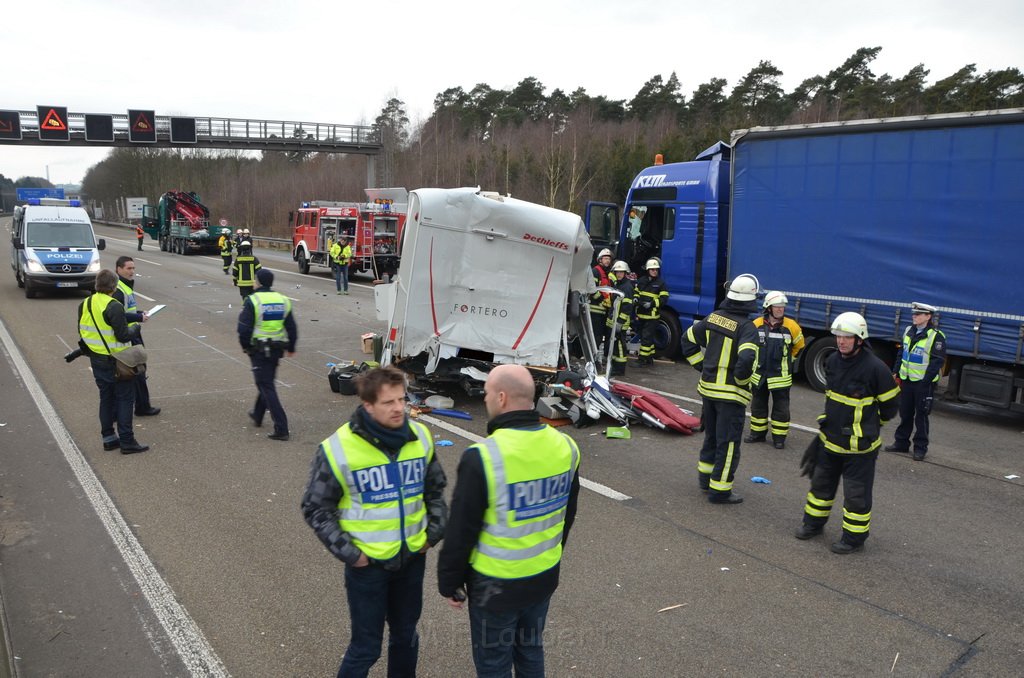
left=657, top=603, right=687, bottom=613
left=751, top=476, right=772, bottom=484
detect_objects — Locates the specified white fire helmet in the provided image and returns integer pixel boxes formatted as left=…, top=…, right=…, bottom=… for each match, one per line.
left=763, top=291, right=788, bottom=309
left=725, top=273, right=760, bottom=301
left=611, top=260, right=630, bottom=274
left=598, top=248, right=614, bottom=260
left=645, top=258, right=661, bottom=270
left=831, top=312, right=869, bottom=339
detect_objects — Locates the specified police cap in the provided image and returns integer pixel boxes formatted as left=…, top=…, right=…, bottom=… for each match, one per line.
left=911, top=302, right=936, bottom=315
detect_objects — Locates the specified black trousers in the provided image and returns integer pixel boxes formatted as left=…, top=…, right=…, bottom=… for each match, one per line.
left=802, top=448, right=877, bottom=545
left=893, top=380, right=933, bottom=454
left=221, top=255, right=232, bottom=272
left=636, top=316, right=658, bottom=359
left=591, top=310, right=609, bottom=354
left=698, top=398, right=745, bottom=497
left=250, top=352, right=288, bottom=435
left=749, top=382, right=791, bottom=440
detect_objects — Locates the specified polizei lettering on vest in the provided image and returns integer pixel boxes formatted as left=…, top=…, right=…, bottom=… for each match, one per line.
left=354, top=464, right=400, bottom=503
left=509, top=471, right=572, bottom=519
left=522, top=233, right=569, bottom=250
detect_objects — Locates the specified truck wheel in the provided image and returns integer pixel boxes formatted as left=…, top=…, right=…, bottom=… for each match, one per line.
left=653, top=308, right=681, bottom=359
left=802, top=336, right=836, bottom=392
left=297, top=252, right=310, bottom=274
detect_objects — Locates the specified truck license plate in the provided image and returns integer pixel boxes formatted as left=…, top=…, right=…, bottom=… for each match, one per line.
left=56, top=282, right=79, bottom=288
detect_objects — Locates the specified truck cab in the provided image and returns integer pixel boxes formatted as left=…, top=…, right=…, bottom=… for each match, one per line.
left=585, top=144, right=731, bottom=357
left=10, top=199, right=105, bottom=298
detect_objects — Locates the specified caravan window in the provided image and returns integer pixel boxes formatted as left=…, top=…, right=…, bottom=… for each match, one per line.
left=26, top=222, right=96, bottom=248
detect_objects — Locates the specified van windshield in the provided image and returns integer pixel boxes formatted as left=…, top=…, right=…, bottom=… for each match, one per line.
left=26, top=222, right=96, bottom=248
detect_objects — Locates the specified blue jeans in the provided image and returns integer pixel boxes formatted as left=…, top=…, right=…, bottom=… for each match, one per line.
left=338, top=554, right=425, bottom=678
left=90, top=356, right=135, bottom=445
left=334, top=263, right=349, bottom=292
left=469, top=596, right=551, bottom=678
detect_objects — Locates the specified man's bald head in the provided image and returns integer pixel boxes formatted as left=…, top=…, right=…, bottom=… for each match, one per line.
left=484, top=364, right=536, bottom=418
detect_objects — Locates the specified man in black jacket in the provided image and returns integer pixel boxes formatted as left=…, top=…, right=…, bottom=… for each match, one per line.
left=795, top=312, right=900, bottom=554
left=112, top=256, right=160, bottom=417
left=301, top=366, right=447, bottom=678
left=438, top=364, right=580, bottom=678
left=680, top=274, right=761, bottom=504
left=77, top=269, right=148, bottom=454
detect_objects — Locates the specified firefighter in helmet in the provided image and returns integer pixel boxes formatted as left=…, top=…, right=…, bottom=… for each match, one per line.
left=796, top=312, right=900, bottom=554
left=680, top=274, right=761, bottom=504
left=590, top=248, right=614, bottom=353
left=633, top=257, right=668, bottom=367
left=605, top=260, right=634, bottom=376
left=745, top=291, right=805, bottom=449
left=232, top=241, right=262, bottom=298
left=219, top=229, right=235, bottom=275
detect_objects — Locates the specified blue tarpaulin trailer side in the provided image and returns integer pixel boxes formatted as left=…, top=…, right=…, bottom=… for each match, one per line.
left=728, top=110, right=1024, bottom=408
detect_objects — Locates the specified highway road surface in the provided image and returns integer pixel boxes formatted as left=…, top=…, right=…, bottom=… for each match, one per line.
left=1, top=219, right=1022, bottom=677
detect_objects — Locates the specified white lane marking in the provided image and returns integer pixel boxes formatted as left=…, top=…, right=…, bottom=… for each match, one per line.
left=136, top=291, right=156, bottom=302
left=0, top=318, right=227, bottom=677
left=418, top=414, right=633, bottom=501
left=134, top=257, right=163, bottom=267
left=616, top=379, right=818, bottom=435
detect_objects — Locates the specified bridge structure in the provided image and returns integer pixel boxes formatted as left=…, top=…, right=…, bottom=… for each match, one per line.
left=0, top=107, right=384, bottom=185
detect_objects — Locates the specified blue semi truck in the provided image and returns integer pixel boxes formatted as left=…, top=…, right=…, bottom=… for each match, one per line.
left=586, top=108, right=1024, bottom=411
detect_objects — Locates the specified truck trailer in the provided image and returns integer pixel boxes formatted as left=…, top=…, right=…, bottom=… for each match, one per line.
left=587, top=108, right=1024, bottom=411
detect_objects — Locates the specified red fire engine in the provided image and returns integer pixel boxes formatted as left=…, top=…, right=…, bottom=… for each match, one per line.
left=290, top=187, right=408, bottom=279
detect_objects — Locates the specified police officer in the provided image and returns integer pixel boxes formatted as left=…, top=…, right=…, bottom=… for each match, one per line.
left=302, top=366, right=447, bottom=678
left=231, top=240, right=262, bottom=298
left=634, top=257, right=668, bottom=367
left=886, top=302, right=946, bottom=461
left=795, top=312, right=900, bottom=554
left=680, top=274, right=760, bottom=504
left=606, top=260, right=634, bottom=376
left=590, top=248, right=614, bottom=353
left=745, top=291, right=804, bottom=449
left=438, top=364, right=580, bottom=677
left=219, top=230, right=234, bottom=275
left=238, top=269, right=296, bottom=440
left=112, top=256, right=160, bottom=417
left=77, top=269, right=148, bottom=454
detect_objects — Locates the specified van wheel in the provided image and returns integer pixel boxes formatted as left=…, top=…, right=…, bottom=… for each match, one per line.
left=24, top=280, right=37, bottom=299
left=15, top=269, right=25, bottom=288
left=297, top=252, right=310, bottom=274
left=802, top=337, right=836, bottom=392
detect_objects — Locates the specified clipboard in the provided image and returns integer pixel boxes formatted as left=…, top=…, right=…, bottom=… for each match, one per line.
left=146, top=304, right=166, bottom=317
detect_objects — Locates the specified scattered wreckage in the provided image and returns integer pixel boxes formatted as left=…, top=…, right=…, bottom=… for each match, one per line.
left=368, top=187, right=698, bottom=434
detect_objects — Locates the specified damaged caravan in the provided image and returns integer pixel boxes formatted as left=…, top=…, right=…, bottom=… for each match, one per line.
left=375, top=187, right=599, bottom=392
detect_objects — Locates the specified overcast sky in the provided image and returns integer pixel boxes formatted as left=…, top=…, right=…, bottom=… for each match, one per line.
left=3, top=0, right=1022, bottom=185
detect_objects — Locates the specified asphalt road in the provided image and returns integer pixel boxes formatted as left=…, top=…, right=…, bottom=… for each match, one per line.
left=1, top=219, right=1023, bottom=677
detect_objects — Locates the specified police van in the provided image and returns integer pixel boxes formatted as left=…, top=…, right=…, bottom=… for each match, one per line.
left=10, top=199, right=105, bottom=298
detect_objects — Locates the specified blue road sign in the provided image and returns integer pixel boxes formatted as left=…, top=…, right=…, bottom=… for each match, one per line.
left=16, top=187, right=65, bottom=201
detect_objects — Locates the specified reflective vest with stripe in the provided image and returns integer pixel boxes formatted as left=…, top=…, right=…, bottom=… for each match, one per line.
left=751, top=316, right=804, bottom=390
left=471, top=426, right=580, bottom=579
left=116, top=279, right=139, bottom=328
left=79, top=294, right=131, bottom=356
left=898, top=327, right=943, bottom=382
left=249, top=291, right=291, bottom=343
left=321, top=421, right=433, bottom=560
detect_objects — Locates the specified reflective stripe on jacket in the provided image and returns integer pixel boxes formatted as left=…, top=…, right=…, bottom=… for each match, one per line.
left=751, top=316, right=804, bottom=389
left=471, top=427, right=580, bottom=579
left=818, top=348, right=900, bottom=454
left=898, top=327, right=944, bottom=382
left=116, top=279, right=139, bottom=328
left=249, top=291, right=291, bottom=343
left=321, top=421, right=433, bottom=560
left=634, top=275, right=668, bottom=321
left=680, top=309, right=760, bottom=405
left=79, top=294, right=131, bottom=356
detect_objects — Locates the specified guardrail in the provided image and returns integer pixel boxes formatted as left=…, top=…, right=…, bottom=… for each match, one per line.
left=94, top=220, right=293, bottom=252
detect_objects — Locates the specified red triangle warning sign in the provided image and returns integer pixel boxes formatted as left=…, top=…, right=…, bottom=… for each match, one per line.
left=41, top=108, right=68, bottom=131
left=0, top=119, right=13, bottom=133
left=132, top=112, right=152, bottom=131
